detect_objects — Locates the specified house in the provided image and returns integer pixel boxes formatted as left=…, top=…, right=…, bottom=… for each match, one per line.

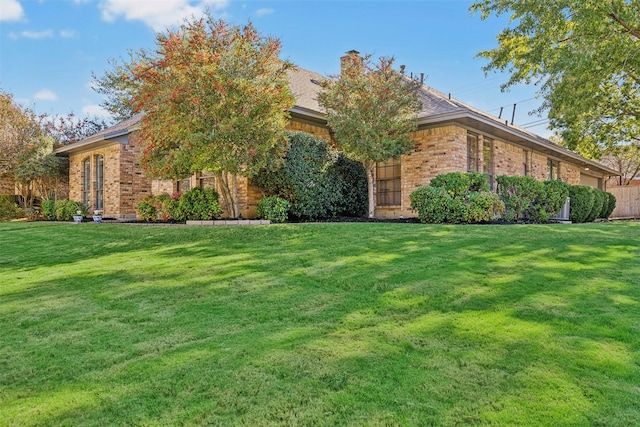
left=56, top=51, right=618, bottom=220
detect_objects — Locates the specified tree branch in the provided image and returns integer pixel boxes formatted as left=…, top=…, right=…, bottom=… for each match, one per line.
left=608, top=11, right=640, bottom=40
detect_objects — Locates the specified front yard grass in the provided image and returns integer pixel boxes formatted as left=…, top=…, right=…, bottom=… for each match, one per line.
left=0, top=221, right=639, bottom=426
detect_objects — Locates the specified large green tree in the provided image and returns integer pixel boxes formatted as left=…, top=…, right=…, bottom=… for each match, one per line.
left=317, top=52, right=422, bottom=218
left=96, top=16, right=295, bottom=217
left=471, top=1, right=639, bottom=157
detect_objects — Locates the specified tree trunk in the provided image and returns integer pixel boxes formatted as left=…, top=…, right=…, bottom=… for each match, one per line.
left=214, top=172, right=237, bottom=218
left=365, top=161, right=375, bottom=218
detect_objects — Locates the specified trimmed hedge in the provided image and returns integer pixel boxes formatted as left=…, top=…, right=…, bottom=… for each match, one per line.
left=410, top=173, right=504, bottom=224
left=256, top=196, right=290, bottom=223
left=175, top=187, right=222, bottom=221
left=587, top=187, right=605, bottom=222
left=252, top=132, right=367, bottom=220
left=136, top=188, right=222, bottom=221
left=495, top=176, right=570, bottom=222
left=568, top=186, right=595, bottom=223
left=602, top=192, right=616, bottom=218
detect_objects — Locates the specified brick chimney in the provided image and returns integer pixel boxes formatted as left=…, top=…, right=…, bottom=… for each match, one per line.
left=340, top=50, right=363, bottom=75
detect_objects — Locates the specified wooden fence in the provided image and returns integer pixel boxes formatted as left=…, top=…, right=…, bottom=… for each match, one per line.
left=609, top=186, right=640, bottom=219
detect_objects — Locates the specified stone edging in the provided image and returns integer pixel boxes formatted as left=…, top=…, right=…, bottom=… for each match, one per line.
left=185, top=220, right=271, bottom=226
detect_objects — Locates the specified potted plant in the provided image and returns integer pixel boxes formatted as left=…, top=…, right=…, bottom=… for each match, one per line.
left=73, top=210, right=83, bottom=224
left=93, top=210, right=102, bottom=223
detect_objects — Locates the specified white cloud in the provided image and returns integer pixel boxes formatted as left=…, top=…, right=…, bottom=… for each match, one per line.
left=9, top=30, right=55, bottom=39
left=81, top=104, right=111, bottom=119
left=255, top=8, right=274, bottom=17
left=59, top=30, right=77, bottom=38
left=99, top=0, right=229, bottom=31
left=34, top=89, right=59, bottom=101
left=0, top=0, right=24, bottom=22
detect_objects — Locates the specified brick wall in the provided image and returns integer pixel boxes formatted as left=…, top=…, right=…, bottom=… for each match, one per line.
left=375, top=124, right=602, bottom=218
left=118, top=131, right=154, bottom=216
left=377, top=125, right=467, bottom=218
left=0, top=176, right=15, bottom=194
left=69, top=143, right=121, bottom=214
left=68, top=132, right=154, bottom=219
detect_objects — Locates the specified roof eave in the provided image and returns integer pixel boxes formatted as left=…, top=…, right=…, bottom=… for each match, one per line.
left=55, top=122, right=141, bottom=156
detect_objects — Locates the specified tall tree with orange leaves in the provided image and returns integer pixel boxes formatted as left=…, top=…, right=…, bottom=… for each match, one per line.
left=96, top=15, right=294, bottom=217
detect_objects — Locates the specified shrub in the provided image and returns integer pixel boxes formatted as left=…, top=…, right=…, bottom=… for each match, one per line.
left=496, top=175, right=545, bottom=221
left=328, top=154, right=368, bottom=217
left=162, top=193, right=182, bottom=221
left=174, top=187, right=222, bottom=221
left=410, top=186, right=454, bottom=224
left=430, top=172, right=489, bottom=198
left=137, top=196, right=158, bottom=221
left=542, top=180, right=570, bottom=220
left=601, top=192, right=616, bottom=218
left=41, top=199, right=56, bottom=220
left=54, top=200, right=81, bottom=221
left=568, top=185, right=595, bottom=223
left=252, top=132, right=367, bottom=220
left=409, top=177, right=501, bottom=224
left=467, top=192, right=505, bottom=223
left=586, top=188, right=605, bottom=222
left=0, top=195, right=22, bottom=221
left=256, top=196, right=290, bottom=223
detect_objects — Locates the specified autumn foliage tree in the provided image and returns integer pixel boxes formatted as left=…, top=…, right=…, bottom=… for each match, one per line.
left=97, top=16, right=295, bottom=217
left=317, top=52, right=422, bottom=218
left=0, top=92, right=66, bottom=206
left=471, top=1, right=639, bottom=157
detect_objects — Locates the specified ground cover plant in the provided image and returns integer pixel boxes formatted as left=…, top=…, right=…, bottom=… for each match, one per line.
left=1, top=221, right=639, bottom=426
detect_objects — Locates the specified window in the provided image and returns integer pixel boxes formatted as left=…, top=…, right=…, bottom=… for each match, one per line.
left=523, top=151, right=530, bottom=176
left=547, top=159, right=560, bottom=180
left=198, top=171, right=216, bottom=189
left=95, top=155, right=104, bottom=210
left=483, top=138, right=494, bottom=188
left=82, top=158, right=90, bottom=206
left=376, top=158, right=401, bottom=206
left=176, top=177, right=191, bottom=192
left=467, top=133, right=479, bottom=172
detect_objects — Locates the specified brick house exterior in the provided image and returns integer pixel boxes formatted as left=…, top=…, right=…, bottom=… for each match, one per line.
left=56, top=54, right=617, bottom=219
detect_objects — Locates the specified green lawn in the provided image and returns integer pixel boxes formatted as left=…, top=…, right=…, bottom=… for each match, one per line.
left=1, top=221, right=639, bottom=426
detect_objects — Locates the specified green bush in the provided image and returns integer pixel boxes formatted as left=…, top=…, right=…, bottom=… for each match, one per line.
left=542, top=180, right=570, bottom=220
left=587, top=188, right=605, bottom=222
left=410, top=186, right=455, bottom=224
left=256, top=196, right=290, bottom=223
left=0, top=195, right=22, bottom=221
left=466, top=192, right=505, bottom=223
left=430, top=172, right=490, bottom=198
left=568, top=186, right=595, bottom=223
left=54, top=200, right=81, bottom=221
left=174, top=187, right=223, bottom=221
left=410, top=174, right=502, bottom=224
left=601, top=192, right=616, bottom=218
left=41, top=199, right=56, bottom=220
left=252, top=132, right=367, bottom=220
left=496, top=175, right=545, bottom=221
left=162, top=193, right=181, bottom=221
left=137, top=196, right=158, bottom=221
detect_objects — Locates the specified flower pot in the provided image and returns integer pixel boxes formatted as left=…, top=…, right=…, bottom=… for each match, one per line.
left=73, top=215, right=83, bottom=224
left=93, top=215, right=102, bottom=223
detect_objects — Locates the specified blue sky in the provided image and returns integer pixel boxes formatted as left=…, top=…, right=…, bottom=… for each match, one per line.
left=0, top=0, right=551, bottom=137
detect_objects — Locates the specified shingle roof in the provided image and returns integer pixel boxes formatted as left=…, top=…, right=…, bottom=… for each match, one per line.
left=54, top=64, right=618, bottom=176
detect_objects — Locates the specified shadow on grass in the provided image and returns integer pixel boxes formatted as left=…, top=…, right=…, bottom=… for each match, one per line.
left=1, top=222, right=639, bottom=425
